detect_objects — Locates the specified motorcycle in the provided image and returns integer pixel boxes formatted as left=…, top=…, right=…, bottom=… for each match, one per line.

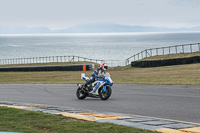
left=76, top=73, right=113, bottom=100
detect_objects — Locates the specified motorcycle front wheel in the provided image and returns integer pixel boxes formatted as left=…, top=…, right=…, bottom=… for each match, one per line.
left=99, top=86, right=112, bottom=100
left=76, top=87, right=87, bottom=100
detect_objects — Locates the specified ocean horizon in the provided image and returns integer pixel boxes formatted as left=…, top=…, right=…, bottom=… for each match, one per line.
left=1, top=32, right=200, bottom=66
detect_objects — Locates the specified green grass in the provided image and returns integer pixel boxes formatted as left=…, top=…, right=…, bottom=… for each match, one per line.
left=0, top=53, right=200, bottom=86
left=0, top=63, right=200, bottom=86
left=0, top=106, right=153, bottom=133
left=110, top=63, right=200, bottom=86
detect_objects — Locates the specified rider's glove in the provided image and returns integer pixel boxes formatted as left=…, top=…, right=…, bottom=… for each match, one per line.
left=96, top=75, right=104, bottom=79
left=96, top=75, right=100, bottom=78
left=100, top=75, right=105, bottom=79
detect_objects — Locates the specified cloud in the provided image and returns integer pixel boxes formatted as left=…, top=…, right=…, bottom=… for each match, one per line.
left=169, top=0, right=200, bottom=7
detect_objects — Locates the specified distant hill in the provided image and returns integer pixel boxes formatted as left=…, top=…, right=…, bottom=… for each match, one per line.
left=1, top=23, right=200, bottom=34
left=55, top=23, right=167, bottom=33
left=56, top=23, right=200, bottom=33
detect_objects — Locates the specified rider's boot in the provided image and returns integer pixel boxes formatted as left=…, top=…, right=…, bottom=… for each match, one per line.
left=82, top=78, right=94, bottom=92
left=82, top=82, right=89, bottom=92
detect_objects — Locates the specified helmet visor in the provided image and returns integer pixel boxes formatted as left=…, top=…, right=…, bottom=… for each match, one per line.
left=104, top=66, right=108, bottom=70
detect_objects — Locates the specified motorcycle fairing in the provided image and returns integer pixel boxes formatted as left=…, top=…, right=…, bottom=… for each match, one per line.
left=92, top=81, right=105, bottom=95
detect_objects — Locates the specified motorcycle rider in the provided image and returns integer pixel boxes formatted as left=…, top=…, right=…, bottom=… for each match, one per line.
left=82, top=62, right=108, bottom=92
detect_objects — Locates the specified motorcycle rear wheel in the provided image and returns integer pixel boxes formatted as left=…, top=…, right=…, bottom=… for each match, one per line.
left=76, top=87, right=87, bottom=100
left=99, top=86, right=112, bottom=100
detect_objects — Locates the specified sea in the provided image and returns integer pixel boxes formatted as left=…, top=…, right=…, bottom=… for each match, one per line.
left=0, top=32, right=200, bottom=66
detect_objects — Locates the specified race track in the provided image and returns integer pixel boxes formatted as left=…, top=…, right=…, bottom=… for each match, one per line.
left=0, top=84, right=199, bottom=123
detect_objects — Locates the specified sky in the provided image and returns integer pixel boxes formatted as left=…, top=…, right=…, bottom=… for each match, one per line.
left=0, top=0, right=200, bottom=29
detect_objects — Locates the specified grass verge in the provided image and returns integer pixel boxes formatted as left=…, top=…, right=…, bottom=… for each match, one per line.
left=0, top=106, right=152, bottom=133
left=0, top=63, right=200, bottom=86
left=110, top=63, right=200, bottom=86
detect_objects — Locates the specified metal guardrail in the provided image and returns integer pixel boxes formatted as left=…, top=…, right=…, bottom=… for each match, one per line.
left=125, top=43, right=200, bottom=65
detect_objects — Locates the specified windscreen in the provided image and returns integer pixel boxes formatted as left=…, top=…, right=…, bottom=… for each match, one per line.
left=104, top=72, right=111, bottom=78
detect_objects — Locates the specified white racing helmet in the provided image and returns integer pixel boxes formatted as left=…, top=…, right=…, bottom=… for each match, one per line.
left=101, top=62, right=108, bottom=71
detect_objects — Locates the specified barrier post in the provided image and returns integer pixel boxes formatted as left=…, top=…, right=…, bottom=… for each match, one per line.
left=83, top=65, right=86, bottom=71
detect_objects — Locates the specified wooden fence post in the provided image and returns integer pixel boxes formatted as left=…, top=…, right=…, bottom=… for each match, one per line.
left=145, top=50, right=147, bottom=58
left=163, top=47, right=164, bottom=55
left=198, top=43, right=200, bottom=51
left=156, top=48, right=158, bottom=55
left=60, top=56, right=62, bottom=62
left=141, top=51, right=143, bottom=59
left=150, top=49, right=152, bottom=56
left=182, top=45, right=184, bottom=53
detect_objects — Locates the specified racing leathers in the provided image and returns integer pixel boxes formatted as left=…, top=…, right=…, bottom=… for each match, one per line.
left=83, top=67, right=106, bottom=92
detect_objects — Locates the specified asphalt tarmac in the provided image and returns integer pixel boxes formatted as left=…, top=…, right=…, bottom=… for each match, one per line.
left=0, top=84, right=199, bottom=123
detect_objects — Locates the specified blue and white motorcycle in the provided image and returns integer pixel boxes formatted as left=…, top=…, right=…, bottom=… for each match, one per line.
left=76, top=73, right=113, bottom=100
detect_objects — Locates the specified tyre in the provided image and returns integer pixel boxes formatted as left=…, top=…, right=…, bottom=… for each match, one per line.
left=99, top=86, right=112, bottom=100
left=76, top=87, right=87, bottom=100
